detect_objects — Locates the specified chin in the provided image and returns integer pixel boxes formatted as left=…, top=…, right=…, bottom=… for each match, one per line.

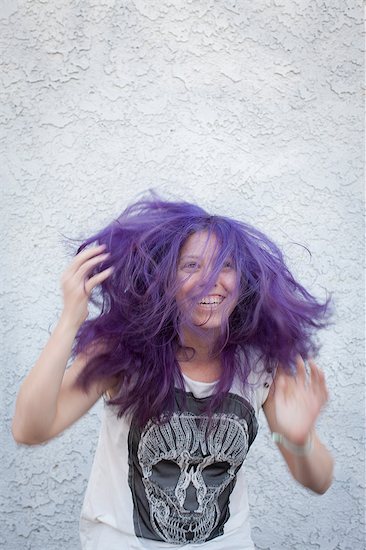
left=193, top=313, right=226, bottom=330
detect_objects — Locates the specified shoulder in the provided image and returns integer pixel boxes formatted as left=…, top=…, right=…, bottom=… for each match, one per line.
left=235, top=347, right=276, bottom=412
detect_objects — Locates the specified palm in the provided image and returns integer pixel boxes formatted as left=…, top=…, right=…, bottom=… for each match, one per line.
left=273, top=357, right=328, bottom=446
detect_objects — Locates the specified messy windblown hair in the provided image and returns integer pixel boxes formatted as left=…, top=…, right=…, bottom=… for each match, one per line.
left=70, top=194, right=332, bottom=426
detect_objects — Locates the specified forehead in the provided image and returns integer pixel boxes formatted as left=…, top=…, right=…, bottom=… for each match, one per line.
left=179, top=230, right=218, bottom=257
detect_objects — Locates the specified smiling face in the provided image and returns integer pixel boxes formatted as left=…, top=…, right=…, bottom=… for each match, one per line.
left=176, top=231, right=238, bottom=330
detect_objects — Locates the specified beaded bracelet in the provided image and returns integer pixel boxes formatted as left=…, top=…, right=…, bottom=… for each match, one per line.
left=272, top=432, right=313, bottom=456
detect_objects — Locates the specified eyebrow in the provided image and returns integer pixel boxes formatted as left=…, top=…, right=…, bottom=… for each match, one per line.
left=179, top=255, right=204, bottom=262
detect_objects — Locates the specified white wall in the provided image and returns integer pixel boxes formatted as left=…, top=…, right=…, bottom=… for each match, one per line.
left=1, top=1, right=364, bottom=549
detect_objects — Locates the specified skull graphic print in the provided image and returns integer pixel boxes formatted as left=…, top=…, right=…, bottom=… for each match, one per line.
left=128, top=389, right=258, bottom=544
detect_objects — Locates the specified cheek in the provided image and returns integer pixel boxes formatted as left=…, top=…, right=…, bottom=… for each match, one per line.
left=224, top=273, right=238, bottom=294
left=175, top=274, right=197, bottom=305
left=225, top=277, right=239, bottom=310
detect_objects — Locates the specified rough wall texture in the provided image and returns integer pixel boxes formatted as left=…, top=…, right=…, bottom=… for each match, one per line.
left=1, top=1, right=364, bottom=549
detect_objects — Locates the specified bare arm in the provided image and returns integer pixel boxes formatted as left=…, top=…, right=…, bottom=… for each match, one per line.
left=263, top=357, right=334, bottom=494
left=12, top=244, right=115, bottom=445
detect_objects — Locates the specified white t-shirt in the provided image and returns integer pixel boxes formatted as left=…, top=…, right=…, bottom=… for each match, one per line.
left=80, top=368, right=273, bottom=550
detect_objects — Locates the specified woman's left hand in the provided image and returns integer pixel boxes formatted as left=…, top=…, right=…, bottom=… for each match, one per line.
left=272, top=355, right=329, bottom=446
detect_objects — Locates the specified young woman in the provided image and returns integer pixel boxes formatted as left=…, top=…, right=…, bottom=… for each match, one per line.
left=12, top=196, right=334, bottom=550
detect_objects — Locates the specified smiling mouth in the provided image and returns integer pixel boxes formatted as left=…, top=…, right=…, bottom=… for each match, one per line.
left=198, top=295, right=225, bottom=307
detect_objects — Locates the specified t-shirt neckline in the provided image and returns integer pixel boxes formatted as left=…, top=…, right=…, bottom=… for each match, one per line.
left=181, top=371, right=219, bottom=387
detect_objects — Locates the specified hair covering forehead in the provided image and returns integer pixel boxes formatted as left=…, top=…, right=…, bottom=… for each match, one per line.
left=180, top=229, right=221, bottom=261
left=182, top=215, right=239, bottom=252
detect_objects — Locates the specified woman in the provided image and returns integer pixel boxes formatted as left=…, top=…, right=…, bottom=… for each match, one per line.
left=12, top=196, right=334, bottom=550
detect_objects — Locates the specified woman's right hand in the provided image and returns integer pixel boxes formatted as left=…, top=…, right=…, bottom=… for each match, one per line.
left=12, top=244, right=114, bottom=445
left=60, top=244, right=113, bottom=330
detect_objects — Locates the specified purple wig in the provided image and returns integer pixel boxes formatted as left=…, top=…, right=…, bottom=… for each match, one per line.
left=71, top=195, right=332, bottom=425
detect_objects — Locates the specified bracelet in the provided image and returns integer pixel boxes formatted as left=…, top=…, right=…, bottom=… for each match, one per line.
left=272, top=432, right=313, bottom=456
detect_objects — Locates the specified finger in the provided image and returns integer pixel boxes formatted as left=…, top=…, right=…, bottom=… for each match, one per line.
left=316, top=366, right=329, bottom=403
left=295, top=355, right=307, bottom=386
left=275, top=369, right=293, bottom=401
left=68, top=244, right=108, bottom=275
left=85, top=266, right=114, bottom=294
left=308, top=360, right=325, bottom=390
left=308, top=360, right=320, bottom=386
left=309, top=360, right=329, bottom=404
left=273, top=374, right=286, bottom=403
left=75, top=252, right=111, bottom=280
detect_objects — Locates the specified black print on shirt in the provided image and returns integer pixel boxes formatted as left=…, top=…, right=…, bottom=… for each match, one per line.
left=127, top=389, right=258, bottom=544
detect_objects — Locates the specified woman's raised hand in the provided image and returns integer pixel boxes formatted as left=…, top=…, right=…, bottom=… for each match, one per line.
left=60, top=244, right=113, bottom=330
left=272, top=355, right=329, bottom=446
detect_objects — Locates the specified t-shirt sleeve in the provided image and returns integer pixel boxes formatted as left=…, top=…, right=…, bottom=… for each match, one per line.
left=236, top=348, right=276, bottom=415
left=250, top=368, right=276, bottom=415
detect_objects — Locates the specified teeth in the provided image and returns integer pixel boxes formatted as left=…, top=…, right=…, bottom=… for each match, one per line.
left=198, top=296, right=224, bottom=305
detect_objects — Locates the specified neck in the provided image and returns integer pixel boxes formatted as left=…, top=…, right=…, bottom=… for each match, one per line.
left=177, top=325, right=219, bottom=364
left=176, top=326, right=222, bottom=382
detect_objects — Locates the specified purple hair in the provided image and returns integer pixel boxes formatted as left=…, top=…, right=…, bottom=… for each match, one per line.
left=70, top=195, right=332, bottom=425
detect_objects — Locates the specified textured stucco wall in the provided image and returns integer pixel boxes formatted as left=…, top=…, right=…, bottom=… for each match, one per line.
left=1, top=1, right=364, bottom=549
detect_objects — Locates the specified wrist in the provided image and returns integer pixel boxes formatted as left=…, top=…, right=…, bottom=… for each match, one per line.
left=272, top=431, right=314, bottom=456
left=58, top=312, right=82, bottom=334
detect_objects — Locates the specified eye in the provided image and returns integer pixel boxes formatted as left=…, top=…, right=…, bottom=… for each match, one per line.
left=182, top=261, right=200, bottom=270
left=222, top=260, right=234, bottom=270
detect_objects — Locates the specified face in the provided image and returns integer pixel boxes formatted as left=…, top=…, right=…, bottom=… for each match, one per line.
left=176, top=231, right=238, bottom=330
